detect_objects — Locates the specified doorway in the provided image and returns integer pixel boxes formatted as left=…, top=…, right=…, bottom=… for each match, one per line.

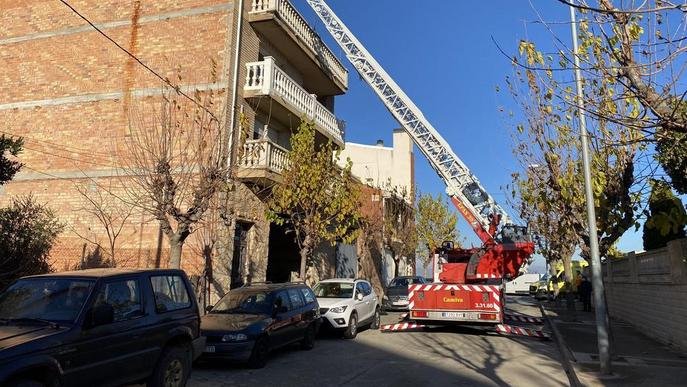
left=230, top=222, right=252, bottom=289
left=266, top=223, right=300, bottom=283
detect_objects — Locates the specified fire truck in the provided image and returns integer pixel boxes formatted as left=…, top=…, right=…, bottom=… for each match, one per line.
left=305, top=1, right=536, bottom=331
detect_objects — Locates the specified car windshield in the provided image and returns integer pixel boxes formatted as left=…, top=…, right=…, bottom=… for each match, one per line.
left=313, top=282, right=354, bottom=298
left=212, top=291, right=271, bottom=315
left=389, top=277, right=423, bottom=288
left=0, top=278, right=95, bottom=324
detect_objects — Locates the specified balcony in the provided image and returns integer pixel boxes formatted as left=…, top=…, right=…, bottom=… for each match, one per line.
left=237, top=139, right=289, bottom=182
left=248, top=0, right=348, bottom=96
left=244, top=57, right=345, bottom=146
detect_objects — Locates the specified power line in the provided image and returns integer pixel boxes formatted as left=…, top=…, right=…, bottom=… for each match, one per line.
left=0, top=129, right=115, bottom=161
left=57, top=0, right=218, bottom=119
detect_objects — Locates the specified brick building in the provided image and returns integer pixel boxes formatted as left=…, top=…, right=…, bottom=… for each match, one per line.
left=0, top=0, right=349, bottom=297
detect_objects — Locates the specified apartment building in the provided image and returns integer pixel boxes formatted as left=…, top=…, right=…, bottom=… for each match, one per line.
left=0, top=0, right=348, bottom=296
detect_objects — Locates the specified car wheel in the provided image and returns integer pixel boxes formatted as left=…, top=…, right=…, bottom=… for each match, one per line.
left=343, top=312, right=358, bottom=339
left=7, top=380, right=45, bottom=387
left=248, top=336, right=269, bottom=369
left=300, top=324, right=316, bottom=350
left=149, top=344, right=191, bottom=387
left=370, top=307, right=381, bottom=329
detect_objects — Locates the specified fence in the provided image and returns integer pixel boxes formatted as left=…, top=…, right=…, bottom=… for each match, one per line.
left=602, top=238, right=687, bottom=352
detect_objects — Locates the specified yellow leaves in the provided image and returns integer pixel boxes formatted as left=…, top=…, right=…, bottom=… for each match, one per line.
left=628, top=23, right=644, bottom=41
left=519, top=40, right=544, bottom=66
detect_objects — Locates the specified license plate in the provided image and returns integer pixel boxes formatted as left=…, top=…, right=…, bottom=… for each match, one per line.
left=393, top=300, right=409, bottom=306
left=204, top=346, right=215, bottom=353
left=441, top=312, right=466, bottom=318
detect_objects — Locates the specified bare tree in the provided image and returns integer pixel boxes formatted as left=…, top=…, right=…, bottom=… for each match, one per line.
left=120, top=74, right=229, bottom=269
left=72, top=181, right=134, bottom=268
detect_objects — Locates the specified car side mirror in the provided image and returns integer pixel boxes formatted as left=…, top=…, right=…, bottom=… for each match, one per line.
left=86, top=303, right=114, bottom=328
left=356, top=293, right=364, bottom=301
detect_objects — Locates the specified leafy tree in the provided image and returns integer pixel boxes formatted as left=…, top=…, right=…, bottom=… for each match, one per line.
left=508, top=33, right=642, bottom=262
left=656, top=129, right=687, bottom=195
left=643, top=179, right=687, bottom=250
left=415, top=193, right=459, bottom=265
left=380, top=186, right=417, bottom=278
left=0, top=195, right=63, bottom=290
left=268, top=121, right=361, bottom=280
left=0, top=135, right=24, bottom=186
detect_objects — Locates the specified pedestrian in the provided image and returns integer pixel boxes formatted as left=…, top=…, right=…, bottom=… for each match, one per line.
left=578, top=276, right=592, bottom=312
left=575, top=271, right=583, bottom=298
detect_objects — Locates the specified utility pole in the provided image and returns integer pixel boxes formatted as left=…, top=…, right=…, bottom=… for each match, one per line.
left=569, top=2, right=612, bottom=374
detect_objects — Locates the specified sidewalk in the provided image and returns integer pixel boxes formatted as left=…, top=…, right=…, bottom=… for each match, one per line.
left=542, top=299, right=687, bottom=386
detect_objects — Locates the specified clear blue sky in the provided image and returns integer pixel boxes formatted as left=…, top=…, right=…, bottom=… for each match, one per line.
left=295, top=0, right=643, bottom=272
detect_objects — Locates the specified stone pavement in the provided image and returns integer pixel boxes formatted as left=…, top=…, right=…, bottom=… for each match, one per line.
left=542, top=299, right=687, bottom=386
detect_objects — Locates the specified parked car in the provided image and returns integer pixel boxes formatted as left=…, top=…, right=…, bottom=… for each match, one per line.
left=200, top=282, right=320, bottom=368
left=0, top=268, right=205, bottom=387
left=382, top=276, right=429, bottom=312
left=313, top=279, right=380, bottom=339
left=505, top=273, right=541, bottom=295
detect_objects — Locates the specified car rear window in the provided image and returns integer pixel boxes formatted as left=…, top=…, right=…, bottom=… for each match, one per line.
left=299, top=287, right=316, bottom=304
left=287, top=289, right=305, bottom=309
left=150, top=275, right=191, bottom=313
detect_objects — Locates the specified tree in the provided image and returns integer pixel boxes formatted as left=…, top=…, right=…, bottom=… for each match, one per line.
left=0, top=135, right=23, bottom=186
left=508, top=35, right=642, bottom=262
left=656, top=129, right=687, bottom=195
left=72, top=182, right=134, bottom=268
left=379, top=186, right=417, bottom=278
left=0, top=195, right=63, bottom=290
left=268, top=121, right=361, bottom=280
left=121, top=78, right=228, bottom=269
left=415, top=193, right=459, bottom=266
left=643, top=179, right=687, bottom=250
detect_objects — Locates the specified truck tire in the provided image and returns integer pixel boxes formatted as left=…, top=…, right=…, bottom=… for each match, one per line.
left=248, top=336, right=269, bottom=369
left=343, top=312, right=358, bottom=339
left=148, top=344, right=191, bottom=387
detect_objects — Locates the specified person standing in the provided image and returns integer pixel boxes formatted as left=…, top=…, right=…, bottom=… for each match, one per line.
left=578, top=276, right=593, bottom=312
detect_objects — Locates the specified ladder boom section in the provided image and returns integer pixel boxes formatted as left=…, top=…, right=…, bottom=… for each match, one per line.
left=305, top=0, right=511, bottom=241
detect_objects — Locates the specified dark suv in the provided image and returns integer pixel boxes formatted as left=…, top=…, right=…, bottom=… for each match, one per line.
left=200, top=282, right=320, bottom=368
left=0, top=269, right=205, bottom=387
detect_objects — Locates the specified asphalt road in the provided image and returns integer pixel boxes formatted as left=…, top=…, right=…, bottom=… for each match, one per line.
left=189, top=296, right=569, bottom=387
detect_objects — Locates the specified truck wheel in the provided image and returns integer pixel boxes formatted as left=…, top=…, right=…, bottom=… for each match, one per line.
left=300, top=324, right=316, bottom=350
left=149, top=344, right=191, bottom=387
left=7, top=380, right=45, bottom=387
left=248, top=336, right=269, bottom=369
left=370, top=307, right=381, bottom=329
left=343, top=312, right=358, bottom=339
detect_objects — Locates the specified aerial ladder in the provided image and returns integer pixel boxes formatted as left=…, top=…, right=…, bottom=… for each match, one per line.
left=305, top=0, right=540, bottom=335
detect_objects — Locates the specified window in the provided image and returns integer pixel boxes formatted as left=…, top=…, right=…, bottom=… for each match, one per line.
left=300, top=287, right=316, bottom=304
left=287, top=289, right=305, bottom=309
left=150, top=275, right=191, bottom=313
left=273, top=290, right=291, bottom=312
left=93, top=280, right=142, bottom=322
left=312, top=282, right=354, bottom=298
left=355, top=282, right=365, bottom=298
left=0, top=279, right=95, bottom=323
left=212, top=291, right=270, bottom=315
left=360, top=282, right=372, bottom=296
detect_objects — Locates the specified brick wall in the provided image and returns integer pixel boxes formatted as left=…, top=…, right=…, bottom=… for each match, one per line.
left=1, top=0, right=234, bottom=275
left=602, top=238, right=687, bottom=352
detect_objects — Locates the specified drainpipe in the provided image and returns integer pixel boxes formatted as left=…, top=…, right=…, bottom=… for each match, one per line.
left=227, top=0, right=245, bottom=170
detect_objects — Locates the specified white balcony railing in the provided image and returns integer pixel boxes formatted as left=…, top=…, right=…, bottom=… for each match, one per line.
left=239, top=139, right=289, bottom=174
left=245, top=57, right=344, bottom=143
left=249, top=0, right=348, bottom=87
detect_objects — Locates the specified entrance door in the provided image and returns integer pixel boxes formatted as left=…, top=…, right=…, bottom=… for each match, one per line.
left=231, top=222, right=251, bottom=289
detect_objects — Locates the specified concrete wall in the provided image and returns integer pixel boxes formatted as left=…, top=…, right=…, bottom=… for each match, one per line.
left=338, top=129, right=414, bottom=201
left=602, top=238, right=687, bottom=352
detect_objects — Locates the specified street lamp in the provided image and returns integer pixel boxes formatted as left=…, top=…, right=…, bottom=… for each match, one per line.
left=568, top=1, right=612, bottom=375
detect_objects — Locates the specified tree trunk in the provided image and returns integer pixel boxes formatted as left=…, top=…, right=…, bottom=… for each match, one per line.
left=169, top=237, right=183, bottom=269
left=563, top=255, right=576, bottom=312
left=299, top=234, right=314, bottom=279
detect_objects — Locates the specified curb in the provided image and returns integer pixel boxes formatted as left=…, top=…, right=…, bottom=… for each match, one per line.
left=540, top=303, right=582, bottom=387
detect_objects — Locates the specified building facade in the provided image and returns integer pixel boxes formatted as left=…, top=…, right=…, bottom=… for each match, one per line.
left=0, top=0, right=348, bottom=299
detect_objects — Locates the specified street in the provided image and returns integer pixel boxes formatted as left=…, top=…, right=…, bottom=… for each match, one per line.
left=189, top=296, right=569, bottom=387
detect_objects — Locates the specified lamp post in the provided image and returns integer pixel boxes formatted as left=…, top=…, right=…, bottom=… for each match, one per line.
left=569, top=1, right=612, bottom=375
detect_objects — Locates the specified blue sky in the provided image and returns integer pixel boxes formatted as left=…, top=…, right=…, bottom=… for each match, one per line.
left=294, top=0, right=644, bottom=273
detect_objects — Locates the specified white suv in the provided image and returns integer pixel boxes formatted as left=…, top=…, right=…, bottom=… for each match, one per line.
left=313, top=279, right=380, bottom=339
